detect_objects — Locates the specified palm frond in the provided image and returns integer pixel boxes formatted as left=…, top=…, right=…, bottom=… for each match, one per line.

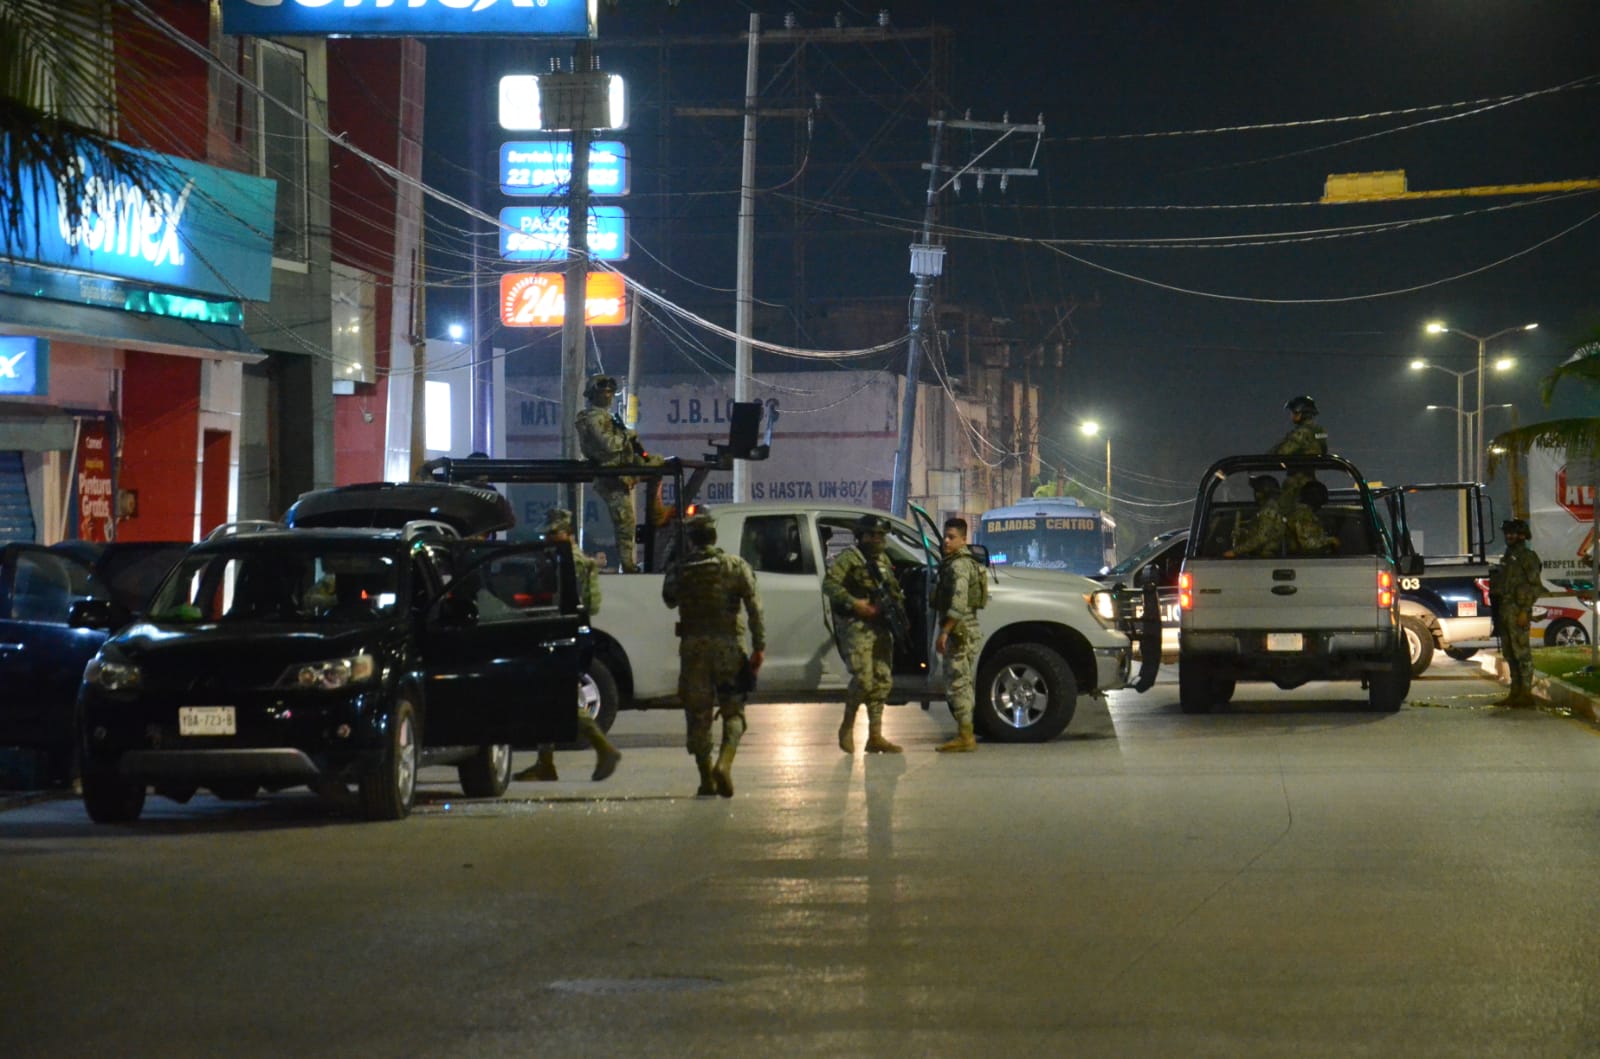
left=1539, top=333, right=1600, bottom=405
left=1487, top=417, right=1600, bottom=477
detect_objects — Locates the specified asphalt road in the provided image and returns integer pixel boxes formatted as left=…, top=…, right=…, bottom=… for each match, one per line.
left=4, top=657, right=1598, bottom=1057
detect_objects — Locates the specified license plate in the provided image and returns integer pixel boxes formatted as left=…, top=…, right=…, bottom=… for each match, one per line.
left=179, top=706, right=236, bottom=736
left=1457, top=601, right=1477, bottom=617
left=1266, top=633, right=1304, bottom=652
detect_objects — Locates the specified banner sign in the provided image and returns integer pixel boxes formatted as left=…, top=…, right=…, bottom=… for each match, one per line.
left=6, top=136, right=276, bottom=302
left=221, top=0, right=596, bottom=38
left=76, top=419, right=114, bottom=543
left=500, top=272, right=627, bottom=327
left=0, top=336, right=48, bottom=397
left=499, top=205, right=626, bottom=261
left=501, top=141, right=628, bottom=197
left=1528, top=445, right=1597, bottom=588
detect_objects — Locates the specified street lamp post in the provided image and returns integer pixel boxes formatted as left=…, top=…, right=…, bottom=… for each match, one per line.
left=1080, top=420, right=1111, bottom=524
left=1424, top=321, right=1537, bottom=484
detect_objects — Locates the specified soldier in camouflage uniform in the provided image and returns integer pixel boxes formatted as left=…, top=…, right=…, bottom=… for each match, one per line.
left=1285, top=479, right=1340, bottom=555
left=934, top=517, right=987, bottom=753
left=1272, top=394, right=1329, bottom=509
left=824, top=513, right=907, bottom=754
left=575, top=374, right=665, bottom=573
left=513, top=508, right=622, bottom=783
left=1489, top=517, right=1543, bottom=707
left=1225, top=475, right=1288, bottom=558
left=662, top=511, right=765, bottom=797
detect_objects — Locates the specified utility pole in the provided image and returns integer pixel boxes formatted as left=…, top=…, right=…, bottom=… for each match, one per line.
left=734, top=13, right=759, bottom=503
left=890, top=112, right=1044, bottom=518
left=560, top=44, right=595, bottom=527
left=407, top=246, right=428, bottom=479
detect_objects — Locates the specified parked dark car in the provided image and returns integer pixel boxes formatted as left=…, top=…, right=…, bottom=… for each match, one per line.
left=74, top=518, right=582, bottom=824
left=0, top=540, right=187, bottom=785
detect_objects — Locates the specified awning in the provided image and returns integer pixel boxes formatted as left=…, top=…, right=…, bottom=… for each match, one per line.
left=0, top=402, right=75, bottom=449
left=0, top=292, right=264, bottom=363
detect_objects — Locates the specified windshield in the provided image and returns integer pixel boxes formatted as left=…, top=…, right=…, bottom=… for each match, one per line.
left=149, top=544, right=403, bottom=624
left=1103, top=532, right=1181, bottom=578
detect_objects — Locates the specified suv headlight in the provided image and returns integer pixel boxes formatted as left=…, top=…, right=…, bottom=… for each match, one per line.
left=85, top=655, right=142, bottom=692
left=1086, top=590, right=1118, bottom=624
left=288, top=653, right=375, bottom=691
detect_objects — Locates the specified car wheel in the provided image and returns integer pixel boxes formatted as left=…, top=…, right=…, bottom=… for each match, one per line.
left=1546, top=618, right=1591, bottom=647
left=1368, top=645, right=1410, bottom=713
left=82, top=766, right=146, bottom=824
left=211, top=781, right=260, bottom=801
left=1178, top=654, right=1220, bottom=715
left=974, top=643, right=1076, bottom=743
left=457, top=743, right=513, bottom=798
left=359, top=697, right=418, bottom=821
left=1401, top=615, right=1434, bottom=677
left=1443, top=647, right=1477, bottom=661
left=582, top=657, right=620, bottom=733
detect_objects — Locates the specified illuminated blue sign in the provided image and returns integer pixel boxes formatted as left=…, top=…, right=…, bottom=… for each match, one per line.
left=7, top=137, right=276, bottom=303
left=221, top=0, right=595, bottom=38
left=501, top=141, right=628, bottom=197
left=500, top=206, right=627, bottom=262
left=0, top=337, right=48, bottom=397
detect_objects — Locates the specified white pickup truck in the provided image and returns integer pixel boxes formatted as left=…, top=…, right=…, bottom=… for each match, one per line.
left=1177, top=454, right=1415, bottom=713
left=583, top=501, right=1134, bottom=742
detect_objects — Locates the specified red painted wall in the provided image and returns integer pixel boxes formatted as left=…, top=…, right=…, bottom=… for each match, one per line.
left=116, top=1, right=211, bottom=159
left=119, top=352, right=200, bottom=542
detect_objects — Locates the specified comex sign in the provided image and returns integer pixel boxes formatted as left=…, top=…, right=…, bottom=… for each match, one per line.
left=220, top=0, right=596, bottom=37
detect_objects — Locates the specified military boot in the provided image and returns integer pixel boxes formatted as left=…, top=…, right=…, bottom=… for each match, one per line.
left=695, top=753, right=716, bottom=796
left=838, top=706, right=858, bottom=754
left=710, top=743, right=737, bottom=798
left=864, top=721, right=902, bottom=754
left=936, top=725, right=977, bottom=753
left=590, top=733, right=622, bottom=782
left=514, top=746, right=559, bottom=782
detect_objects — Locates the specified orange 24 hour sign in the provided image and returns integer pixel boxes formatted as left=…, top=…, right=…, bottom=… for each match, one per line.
left=500, top=272, right=627, bottom=327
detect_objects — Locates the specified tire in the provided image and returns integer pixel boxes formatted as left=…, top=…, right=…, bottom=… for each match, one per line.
left=1443, top=647, right=1477, bottom=661
left=82, top=766, right=146, bottom=824
left=359, top=697, right=418, bottom=821
left=1546, top=618, right=1591, bottom=647
left=210, top=781, right=260, bottom=801
left=581, top=657, right=620, bottom=734
left=457, top=743, right=513, bottom=798
left=1368, top=646, right=1410, bottom=713
left=1401, top=615, right=1435, bottom=677
left=974, top=643, right=1076, bottom=743
left=1179, top=654, right=1220, bottom=715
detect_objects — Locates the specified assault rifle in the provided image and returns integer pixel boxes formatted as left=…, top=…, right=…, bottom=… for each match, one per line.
left=611, top=412, right=647, bottom=459
left=864, top=557, right=912, bottom=651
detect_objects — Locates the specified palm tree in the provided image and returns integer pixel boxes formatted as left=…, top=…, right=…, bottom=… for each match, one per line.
left=1488, top=327, right=1600, bottom=467
left=1, top=0, right=159, bottom=257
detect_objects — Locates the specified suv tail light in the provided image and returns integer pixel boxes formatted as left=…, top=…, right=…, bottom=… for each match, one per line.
left=1474, top=577, right=1493, bottom=607
left=1378, top=570, right=1394, bottom=609
left=1179, top=571, right=1193, bottom=610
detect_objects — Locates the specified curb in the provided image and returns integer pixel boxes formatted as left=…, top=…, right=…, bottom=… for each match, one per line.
left=1475, top=650, right=1600, bottom=724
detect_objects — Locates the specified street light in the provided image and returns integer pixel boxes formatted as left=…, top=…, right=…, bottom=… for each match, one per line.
left=1424, top=320, right=1537, bottom=483
left=1079, top=420, right=1111, bottom=522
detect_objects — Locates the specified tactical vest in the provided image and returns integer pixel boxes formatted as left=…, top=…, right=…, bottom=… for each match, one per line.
left=675, top=548, right=739, bottom=637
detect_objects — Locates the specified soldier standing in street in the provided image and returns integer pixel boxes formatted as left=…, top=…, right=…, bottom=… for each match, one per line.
left=934, top=517, right=987, bottom=753
left=575, top=374, right=664, bottom=573
left=1489, top=517, right=1543, bottom=707
left=824, top=514, right=908, bottom=754
left=662, top=511, right=765, bottom=797
left=513, top=508, right=622, bottom=783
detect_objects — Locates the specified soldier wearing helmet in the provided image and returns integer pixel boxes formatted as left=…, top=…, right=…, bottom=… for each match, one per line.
left=1272, top=395, right=1329, bottom=458
left=575, top=374, right=664, bottom=572
left=822, top=513, right=909, bottom=753
left=1488, top=516, right=1542, bottom=707
left=514, top=508, right=621, bottom=785
left=1224, top=475, right=1287, bottom=559
left=662, top=508, right=766, bottom=797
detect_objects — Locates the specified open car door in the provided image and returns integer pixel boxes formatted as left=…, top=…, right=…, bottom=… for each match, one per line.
left=420, top=541, right=581, bottom=748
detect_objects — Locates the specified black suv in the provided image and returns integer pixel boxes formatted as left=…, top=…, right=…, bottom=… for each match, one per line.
left=74, top=495, right=582, bottom=823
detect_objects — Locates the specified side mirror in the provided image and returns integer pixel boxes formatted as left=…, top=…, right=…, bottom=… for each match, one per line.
left=968, top=543, right=991, bottom=567
left=1397, top=554, right=1424, bottom=576
left=69, top=598, right=126, bottom=630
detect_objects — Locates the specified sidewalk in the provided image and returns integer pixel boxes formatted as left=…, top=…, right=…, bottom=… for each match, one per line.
left=1476, top=650, right=1600, bottom=723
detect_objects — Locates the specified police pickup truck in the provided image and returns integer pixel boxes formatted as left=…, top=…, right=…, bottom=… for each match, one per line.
left=424, top=456, right=1136, bottom=743
left=1176, top=454, right=1417, bottom=713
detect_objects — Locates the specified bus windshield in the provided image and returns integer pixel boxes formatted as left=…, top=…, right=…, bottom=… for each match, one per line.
left=978, top=502, right=1115, bottom=577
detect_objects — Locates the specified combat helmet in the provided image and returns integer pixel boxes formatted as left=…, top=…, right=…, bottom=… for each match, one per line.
left=543, top=507, right=574, bottom=535
left=1247, top=474, right=1281, bottom=497
left=1501, top=517, right=1530, bottom=537
left=1285, top=394, right=1319, bottom=417
left=584, top=374, right=619, bottom=399
left=685, top=508, right=717, bottom=544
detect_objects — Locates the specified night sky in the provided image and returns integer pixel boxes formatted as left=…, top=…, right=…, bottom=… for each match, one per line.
left=423, top=1, right=1600, bottom=542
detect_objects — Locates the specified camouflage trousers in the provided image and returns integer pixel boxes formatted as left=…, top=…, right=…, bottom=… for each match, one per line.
left=594, top=477, right=639, bottom=571
left=835, top=619, right=893, bottom=724
left=943, top=618, right=981, bottom=728
left=678, top=634, right=748, bottom=757
left=1500, top=604, right=1533, bottom=691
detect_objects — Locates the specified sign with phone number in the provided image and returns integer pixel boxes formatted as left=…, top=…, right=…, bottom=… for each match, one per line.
left=501, top=141, right=627, bottom=197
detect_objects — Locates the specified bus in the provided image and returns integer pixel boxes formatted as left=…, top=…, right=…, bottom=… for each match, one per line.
left=976, top=497, right=1116, bottom=577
